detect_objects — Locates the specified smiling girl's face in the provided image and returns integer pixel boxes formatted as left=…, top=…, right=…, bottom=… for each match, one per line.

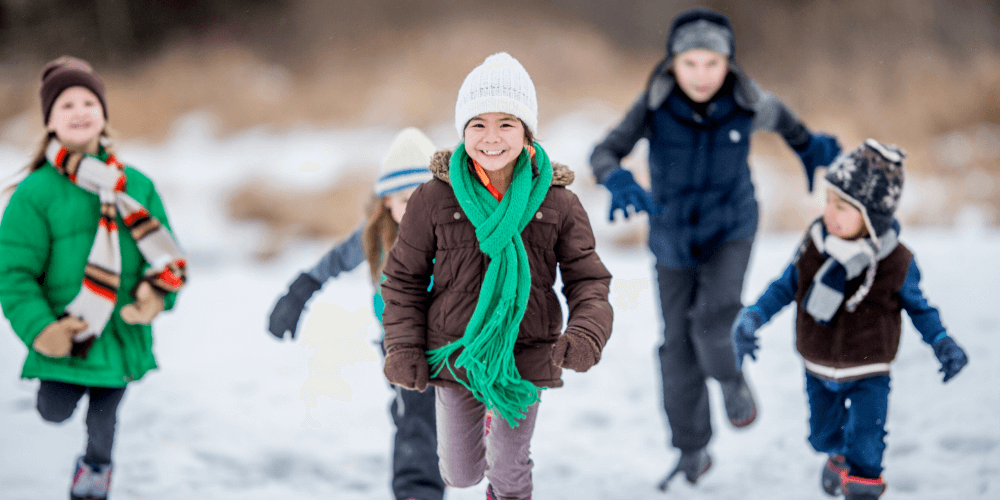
left=46, top=86, right=105, bottom=154
left=463, top=112, right=528, bottom=172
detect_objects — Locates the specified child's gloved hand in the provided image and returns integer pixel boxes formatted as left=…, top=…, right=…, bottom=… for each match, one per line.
left=551, top=327, right=602, bottom=372
left=603, top=168, right=661, bottom=221
left=33, top=316, right=89, bottom=358
left=731, top=306, right=763, bottom=370
left=120, top=281, right=165, bottom=324
left=268, top=273, right=323, bottom=340
left=795, top=133, right=841, bottom=192
left=932, top=336, right=968, bottom=383
left=383, top=346, right=429, bottom=392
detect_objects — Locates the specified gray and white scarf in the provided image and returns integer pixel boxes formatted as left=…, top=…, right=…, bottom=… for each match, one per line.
left=801, top=218, right=899, bottom=326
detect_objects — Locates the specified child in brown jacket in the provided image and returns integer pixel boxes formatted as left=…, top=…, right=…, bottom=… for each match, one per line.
left=380, top=52, right=613, bottom=500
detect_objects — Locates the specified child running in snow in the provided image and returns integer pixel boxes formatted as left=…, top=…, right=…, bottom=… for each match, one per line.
left=267, top=127, right=445, bottom=500
left=587, top=7, right=842, bottom=489
left=731, top=139, right=969, bottom=500
left=0, top=56, right=187, bottom=500
left=380, top=52, right=613, bottom=500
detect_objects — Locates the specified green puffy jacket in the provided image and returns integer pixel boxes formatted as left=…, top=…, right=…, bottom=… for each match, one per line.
left=0, top=152, right=179, bottom=387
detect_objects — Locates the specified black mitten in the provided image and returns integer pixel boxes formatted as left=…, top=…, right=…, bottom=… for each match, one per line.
left=268, top=273, right=322, bottom=340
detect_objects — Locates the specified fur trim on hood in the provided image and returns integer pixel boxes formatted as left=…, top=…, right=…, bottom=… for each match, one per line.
left=429, top=150, right=575, bottom=186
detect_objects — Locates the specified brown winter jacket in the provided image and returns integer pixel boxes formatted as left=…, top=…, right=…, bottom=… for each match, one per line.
left=380, top=151, right=613, bottom=391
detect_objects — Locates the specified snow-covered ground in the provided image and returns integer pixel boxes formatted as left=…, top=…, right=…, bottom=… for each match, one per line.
left=1, top=112, right=998, bottom=499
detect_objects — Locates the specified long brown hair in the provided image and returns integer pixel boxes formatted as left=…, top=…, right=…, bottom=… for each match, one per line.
left=4, top=126, right=118, bottom=194
left=361, top=192, right=398, bottom=286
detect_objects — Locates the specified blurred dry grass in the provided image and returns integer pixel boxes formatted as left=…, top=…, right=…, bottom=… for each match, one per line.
left=1, top=0, right=998, bottom=249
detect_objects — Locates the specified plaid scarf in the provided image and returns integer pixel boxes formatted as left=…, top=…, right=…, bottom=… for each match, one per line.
left=45, top=140, right=186, bottom=343
left=801, top=218, right=898, bottom=326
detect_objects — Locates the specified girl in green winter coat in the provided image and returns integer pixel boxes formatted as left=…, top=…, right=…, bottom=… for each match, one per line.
left=0, top=56, right=186, bottom=500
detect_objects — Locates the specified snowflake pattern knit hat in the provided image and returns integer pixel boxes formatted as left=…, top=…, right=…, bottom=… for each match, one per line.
left=666, top=7, right=735, bottom=59
left=40, top=55, right=108, bottom=123
left=824, top=138, right=906, bottom=239
left=374, top=127, right=436, bottom=198
left=454, top=52, right=538, bottom=138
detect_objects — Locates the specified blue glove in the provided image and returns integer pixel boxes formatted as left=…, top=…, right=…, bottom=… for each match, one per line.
left=932, top=336, right=968, bottom=383
left=603, top=168, right=661, bottom=221
left=731, top=306, right=763, bottom=370
left=795, top=133, right=841, bottom=192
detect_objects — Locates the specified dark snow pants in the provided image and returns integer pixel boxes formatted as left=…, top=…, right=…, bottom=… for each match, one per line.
left=390, top=384, right=445, bottom=500
left=654, top=238, right=752, bottom=452
left=806, top=373, right=890, bottom=479
left=36, top=380, right=127, bottom=465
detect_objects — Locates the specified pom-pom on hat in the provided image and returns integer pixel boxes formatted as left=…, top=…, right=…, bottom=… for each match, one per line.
left=666, top=7, right=735, bottom=60
left=824, top=138, right=906, bottom=239
left=40, top=56, right=108, bottom=123
left=454, top=52, right=537, bottom=139
left=374, top=127, right=436, bottom=198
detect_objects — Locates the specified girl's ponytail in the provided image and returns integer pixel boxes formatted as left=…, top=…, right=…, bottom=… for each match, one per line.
left=362, top=193, right=398, bottom=287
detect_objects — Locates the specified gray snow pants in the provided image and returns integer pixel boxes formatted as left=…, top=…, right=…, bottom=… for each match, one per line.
left=390, top=384, right=445, bottom=500
left=435, top=386, right=539, bottom=499
left=36, top=380, right=127, bottom=465
left=655, top=237, right=752, bottom=452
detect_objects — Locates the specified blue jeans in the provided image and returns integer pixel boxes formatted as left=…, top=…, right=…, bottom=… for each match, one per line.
left=805, top=373, right=890, bottom=479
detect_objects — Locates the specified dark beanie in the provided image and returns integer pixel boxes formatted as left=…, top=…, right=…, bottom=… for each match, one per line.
left=824, top=139, right=906, bottom=238
left=40, top=56, right=107, bottom=124
left=666, top=7, right=735, bottom=60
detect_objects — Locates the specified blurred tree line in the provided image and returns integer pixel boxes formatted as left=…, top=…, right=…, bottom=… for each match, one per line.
left=2, top=0, right=997, bottom=67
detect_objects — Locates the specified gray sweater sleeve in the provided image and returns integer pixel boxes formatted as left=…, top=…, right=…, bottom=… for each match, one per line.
left=589, top=94, right=652, bottom=184
left=747, top=78, right=811, bottom=151
left=305, top=225, right=366, bottom=283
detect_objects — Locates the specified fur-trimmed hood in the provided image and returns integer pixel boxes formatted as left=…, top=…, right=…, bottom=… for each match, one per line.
left=429, top=150, right=575, bottom=187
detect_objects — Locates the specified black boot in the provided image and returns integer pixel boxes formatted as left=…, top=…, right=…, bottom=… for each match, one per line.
left=657, top=447, right=712, bottom=491
left=719, top=373, right=757, bottom=428
left=821, top=454, right=847, bottom=496
left=842, top=474, right=886, bottom=500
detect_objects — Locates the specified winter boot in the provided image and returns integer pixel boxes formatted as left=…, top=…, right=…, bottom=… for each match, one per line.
left=719, top=373, right=757, bottom=428
left=657, top=447, right=712, bottom=491
left=485, top=483, right=530, bottom=500
left=821, top=454, right=847, bottom=496
left=841, top=473, right=886, bottom=500
left=70, top=456, right=112, bottom=500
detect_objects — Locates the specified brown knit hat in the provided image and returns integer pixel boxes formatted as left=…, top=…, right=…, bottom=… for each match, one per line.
left=40, top=56, right=108, bottom=124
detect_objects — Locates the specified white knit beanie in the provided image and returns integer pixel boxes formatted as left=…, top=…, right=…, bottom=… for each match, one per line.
left=374, top=127, right=436, bottom=198
left=454, top=52, right=538, bottom=139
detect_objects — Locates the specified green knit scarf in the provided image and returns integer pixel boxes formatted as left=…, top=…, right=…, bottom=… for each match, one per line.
left=426, top=142, right=553, bottom=427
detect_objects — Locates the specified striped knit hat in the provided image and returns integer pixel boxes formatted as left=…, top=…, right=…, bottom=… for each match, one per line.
left=375, top=127, right=436, bottom=198
left=454, top=52, right=538, bottom=138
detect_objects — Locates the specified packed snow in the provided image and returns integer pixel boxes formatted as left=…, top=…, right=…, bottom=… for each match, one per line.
left=1, top=111, right=997, bottom=499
